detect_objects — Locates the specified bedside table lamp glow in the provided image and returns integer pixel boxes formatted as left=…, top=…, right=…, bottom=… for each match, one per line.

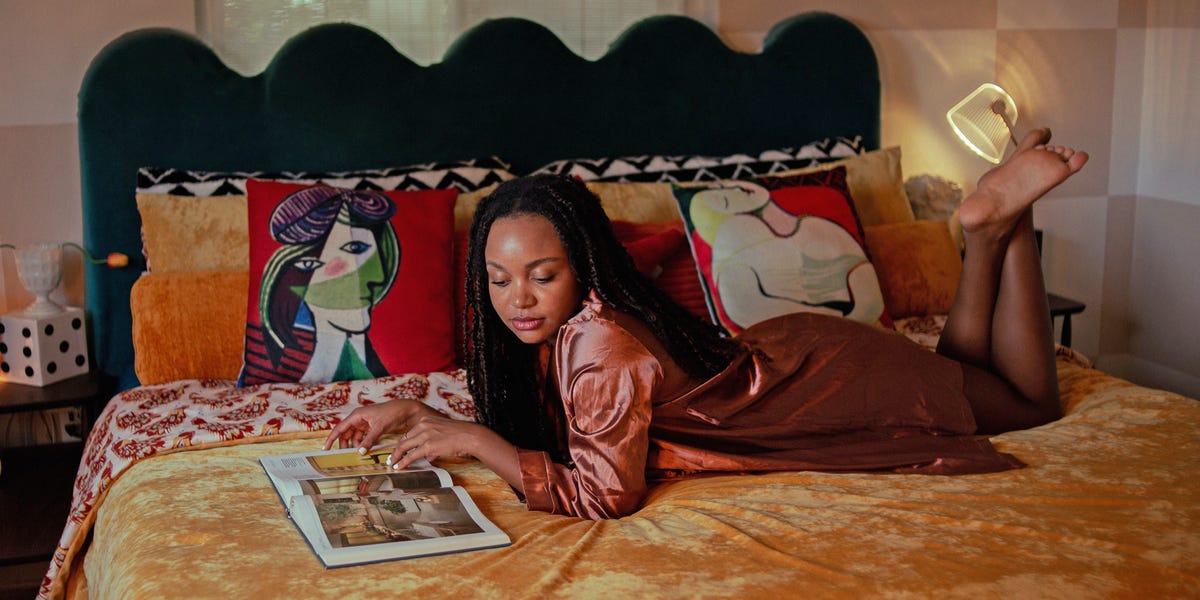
left=946, top=83, right=1019, bottom=164
left=0, top=242, right=128, bottom=386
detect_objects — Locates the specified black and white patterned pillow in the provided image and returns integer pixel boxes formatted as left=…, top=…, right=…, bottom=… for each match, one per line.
left=531, top=137, right=864, bottom=183
left=136, top=156, right=516, bottom=196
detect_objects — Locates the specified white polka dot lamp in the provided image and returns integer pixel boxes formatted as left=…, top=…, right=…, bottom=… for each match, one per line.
left=0, top=306, right=90, bottom=386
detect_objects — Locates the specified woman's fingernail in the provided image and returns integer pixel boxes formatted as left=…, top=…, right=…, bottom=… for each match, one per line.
left=358, top=447, right=367, bottom=455
left=385, top=455, right=392, bottom=466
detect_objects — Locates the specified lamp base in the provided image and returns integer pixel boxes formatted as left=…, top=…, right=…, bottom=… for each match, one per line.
left=0, top=306, right=90, bottom=387
left=19, top=294, right=65, bottom=318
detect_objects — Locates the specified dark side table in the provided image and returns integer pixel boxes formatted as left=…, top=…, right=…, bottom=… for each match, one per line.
left=0, top=371, right=100, bottom=436
left=0, top=372, right=101, bottom=566
left=1047, top=293, right=1086, bottom=347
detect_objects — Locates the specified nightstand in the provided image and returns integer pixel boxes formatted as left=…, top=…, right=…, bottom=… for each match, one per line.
left=0, top=372, right=100, bottom=568
left=0, top=371, right=100, bottom=437
left=1047, top=293, right=1086, bottom=347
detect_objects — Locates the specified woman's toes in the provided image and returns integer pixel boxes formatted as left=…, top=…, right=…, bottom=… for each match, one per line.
left=1017, top=128, right=1052, bottom=153
left=1067, top=151, right=1089, bottom=172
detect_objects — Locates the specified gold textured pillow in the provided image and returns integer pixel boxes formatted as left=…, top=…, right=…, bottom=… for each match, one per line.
left=136, top=193, right=249, bottom=272
left=863, top=220, right=962, bottom=318
left=587, top=182, right=681, bottom=223
left=131, top=270, right=248, bottom=384
left=454, top=186, right=494, bottom=232
left=453, top=181, right=680, bottom=232
left=775, top=146, right=914, bottom=227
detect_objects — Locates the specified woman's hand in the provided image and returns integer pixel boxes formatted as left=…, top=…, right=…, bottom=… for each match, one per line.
left=326, top=401, right=523, bottom=494
left=323, top=400, right=435, bottom=453
left=387, top=414, right=523, bottom=492
left=386, top=414, right=490, bottom=468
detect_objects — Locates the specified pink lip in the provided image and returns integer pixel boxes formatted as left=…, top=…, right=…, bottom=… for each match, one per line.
left=511, top=317, right=544, bottom=331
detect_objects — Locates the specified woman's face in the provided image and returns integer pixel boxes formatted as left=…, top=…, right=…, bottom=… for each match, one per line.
left=485, top=214, right=584, bottom=346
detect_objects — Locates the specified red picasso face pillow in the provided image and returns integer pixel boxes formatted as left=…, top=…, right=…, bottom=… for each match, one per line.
left=238, top=179, right=458, bottom=386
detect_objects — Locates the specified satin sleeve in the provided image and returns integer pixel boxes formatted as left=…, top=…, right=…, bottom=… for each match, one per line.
left=517, top=318, right=661, bottom=519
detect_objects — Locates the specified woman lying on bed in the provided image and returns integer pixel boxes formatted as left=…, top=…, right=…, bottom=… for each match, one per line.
left=326, top=129, right=1089, bottom=519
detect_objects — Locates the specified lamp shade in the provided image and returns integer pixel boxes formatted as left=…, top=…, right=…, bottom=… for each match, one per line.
left=946, top=83, right=1018, bottom=164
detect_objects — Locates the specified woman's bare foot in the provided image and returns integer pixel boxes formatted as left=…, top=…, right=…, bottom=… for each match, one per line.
left=959, top=128, right=1089, bottom=241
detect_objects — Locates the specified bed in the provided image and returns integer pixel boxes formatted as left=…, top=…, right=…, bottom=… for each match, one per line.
left=42, top=12, right=1199, bottom=599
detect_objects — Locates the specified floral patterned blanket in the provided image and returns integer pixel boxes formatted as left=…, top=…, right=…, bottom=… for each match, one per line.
left=40, top=371, right=474, bottom=599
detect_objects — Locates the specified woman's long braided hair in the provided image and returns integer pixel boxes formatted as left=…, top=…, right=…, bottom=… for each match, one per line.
left=464, top=174, right=741, bottom=452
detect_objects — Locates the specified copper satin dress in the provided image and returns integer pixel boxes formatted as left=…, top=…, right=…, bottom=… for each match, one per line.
left=516, top=292, right=1023, bottom=519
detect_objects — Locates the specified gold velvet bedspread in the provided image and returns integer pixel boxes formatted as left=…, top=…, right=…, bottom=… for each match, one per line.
left=57, top=356, right=1199, bottom=599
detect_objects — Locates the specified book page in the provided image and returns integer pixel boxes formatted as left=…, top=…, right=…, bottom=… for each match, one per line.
left=261, top=447, right=510, bottom=568
left=260, top=447, right=449, bottom=501
left=289, top=485, right=509, bottom=567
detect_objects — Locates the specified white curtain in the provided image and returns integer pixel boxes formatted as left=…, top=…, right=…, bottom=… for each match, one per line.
left=196, top=0, right=717, bottom=74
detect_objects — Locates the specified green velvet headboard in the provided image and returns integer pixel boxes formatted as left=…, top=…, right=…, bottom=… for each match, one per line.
left=78, top=12, right=880, bottom=389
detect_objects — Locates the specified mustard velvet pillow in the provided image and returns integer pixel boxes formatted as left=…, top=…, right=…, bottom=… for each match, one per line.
left=453, top=181, right=680, bottom=232
left=131, top=270, right=249, bottom=384
left=136, top=193, right=249, bottom=272
left=863, top=220, right=963, bottom=318
left=587, top=182, right=682, bottom=223
left=775, top=146, right=914, bottom=227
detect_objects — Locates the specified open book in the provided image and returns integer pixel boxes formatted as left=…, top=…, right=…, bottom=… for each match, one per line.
left=260, top=447, right=510, bottom=567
